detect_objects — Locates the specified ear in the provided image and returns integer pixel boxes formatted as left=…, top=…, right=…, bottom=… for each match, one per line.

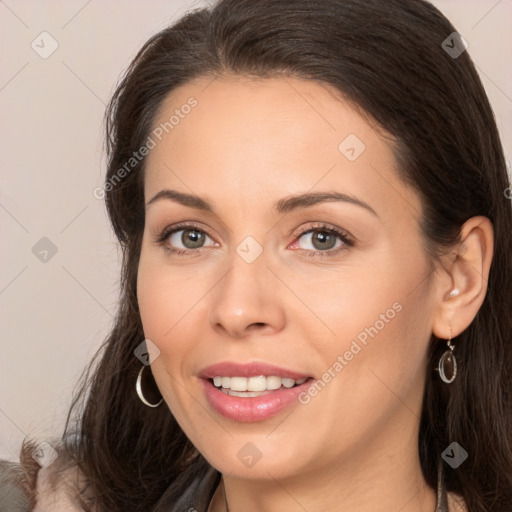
left=431, top=216, right=494, bottom=339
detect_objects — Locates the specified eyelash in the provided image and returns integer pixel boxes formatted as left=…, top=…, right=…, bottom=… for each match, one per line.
left=154, top=221, right=354, bottom=259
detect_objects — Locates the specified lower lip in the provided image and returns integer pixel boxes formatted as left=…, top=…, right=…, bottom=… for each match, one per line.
left=200, top=378, right=313, bottom=422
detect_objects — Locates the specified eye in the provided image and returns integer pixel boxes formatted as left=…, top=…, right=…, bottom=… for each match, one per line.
left=154, top=221, right=353, bottom=258
left=291, top=223, right=353, bottom=257
left=155, top=223, right=217, bottom=256
left=298, top=230, right=340, bottom=251
left=168, top=228, right=212, bottom=250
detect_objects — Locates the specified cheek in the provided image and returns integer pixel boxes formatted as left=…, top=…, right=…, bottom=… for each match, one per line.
left=136, top=251, right=207, bottom=394
left=299, top=250, right=433, bottom=407
left=137, top=259, right=169, bottom=341
left=136, top=259, right=192, bottom=416
left=290, top=297, right=432, bottom=462
left=137, top=248, right=201, bottom=341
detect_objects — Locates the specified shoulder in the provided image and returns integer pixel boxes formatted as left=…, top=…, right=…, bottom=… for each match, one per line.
left=14, top=438, right=97, bottom=511
left=0, top=454, right=94, bottom=511
left=33, top=462, right=88, bottom=511
left=0, top=459, right=32, bottom=511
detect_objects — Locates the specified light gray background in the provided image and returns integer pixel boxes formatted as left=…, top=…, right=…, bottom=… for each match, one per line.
left=1, top=0, right=511, bottom=461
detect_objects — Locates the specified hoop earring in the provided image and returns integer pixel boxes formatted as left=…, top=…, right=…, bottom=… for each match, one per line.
left=136, top=365, right=163, bottom=408
left=437, top=338, right=457, bottom=384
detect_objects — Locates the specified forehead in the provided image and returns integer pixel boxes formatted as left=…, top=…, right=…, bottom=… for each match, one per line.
left=143, top=75, right=420, bottom=220
left=147, top=74, right=379, bottom=164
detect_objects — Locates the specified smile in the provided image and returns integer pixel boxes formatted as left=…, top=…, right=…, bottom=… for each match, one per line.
left=212, top=375, right=309, bottom=397
left=198, top=361, right=315, bottom=422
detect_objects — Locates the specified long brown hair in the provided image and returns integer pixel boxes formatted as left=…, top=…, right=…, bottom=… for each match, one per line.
left=21, top=0, right=512, bottom=510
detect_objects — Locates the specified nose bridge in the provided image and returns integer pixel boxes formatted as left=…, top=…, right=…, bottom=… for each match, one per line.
left=208, top=239, right=285, bottom=337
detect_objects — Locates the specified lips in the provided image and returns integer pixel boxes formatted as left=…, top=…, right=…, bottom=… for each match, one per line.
left=199, top=361, right=312, bottom=380
left=198, top=361, right=314, bottom=422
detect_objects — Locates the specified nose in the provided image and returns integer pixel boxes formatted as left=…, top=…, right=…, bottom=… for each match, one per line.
left=208, top=250, right=286, bottom=339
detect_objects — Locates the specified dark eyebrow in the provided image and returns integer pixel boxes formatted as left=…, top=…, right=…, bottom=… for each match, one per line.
left=146, top=189, right=378, bottom=217
left=274, top=192, right=378, bottom=217
left=146, top=189, right=214, bottom=212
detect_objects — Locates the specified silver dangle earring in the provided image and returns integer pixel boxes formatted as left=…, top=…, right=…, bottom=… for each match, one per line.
left=438, top=337, right=457, bottom=384
left=136, top=365, right=163, bottom=407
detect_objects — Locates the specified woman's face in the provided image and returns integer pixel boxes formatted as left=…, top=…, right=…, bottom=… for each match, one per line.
left=137, top=75, right=438, bottom=481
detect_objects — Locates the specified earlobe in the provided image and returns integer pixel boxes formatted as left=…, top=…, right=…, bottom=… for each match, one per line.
left=432, top=215, right=494, bottom=340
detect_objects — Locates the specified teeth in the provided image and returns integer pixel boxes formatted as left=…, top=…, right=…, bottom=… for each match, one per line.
left=229, top=376, right=249, bottom=391
left=246, top=376, right=267, bottom=391
left=282, top=378, right=295, bottom=388
left=212, top=375, right=308, bottom=392
left=220, top=389, right=267, bottom=397
left=266, top=376, right=282, bottom=390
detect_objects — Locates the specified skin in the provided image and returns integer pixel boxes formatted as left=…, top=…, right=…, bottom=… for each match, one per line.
left=136, top=75, right=493, bottom=512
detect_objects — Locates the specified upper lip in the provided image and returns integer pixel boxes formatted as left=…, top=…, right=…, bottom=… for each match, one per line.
left=199, top=361, right=312, bottom=380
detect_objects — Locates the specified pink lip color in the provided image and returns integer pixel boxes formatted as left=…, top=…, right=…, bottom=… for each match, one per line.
left=198, top=361, right=313, bottom=423
left=199, top=361, right=311, bottom=380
